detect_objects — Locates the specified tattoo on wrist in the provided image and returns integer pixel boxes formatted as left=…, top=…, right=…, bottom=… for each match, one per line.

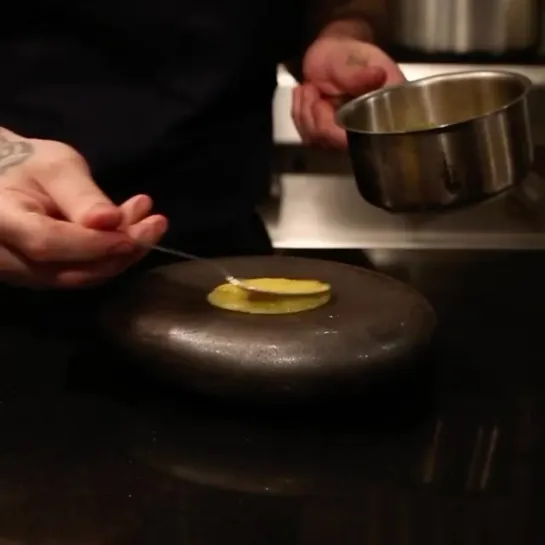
left=0, top=130, right=34, bottom=175
left=346, top=53, right=368, bottom=67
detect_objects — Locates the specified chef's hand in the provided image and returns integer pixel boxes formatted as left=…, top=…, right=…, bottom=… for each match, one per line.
left=0, top=128, right=168, bottom=288
left=292, top=36, right=406, bottom=149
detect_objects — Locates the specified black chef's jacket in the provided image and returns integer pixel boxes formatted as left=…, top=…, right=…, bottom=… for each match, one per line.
left=0, top=0, right=305, bottom=255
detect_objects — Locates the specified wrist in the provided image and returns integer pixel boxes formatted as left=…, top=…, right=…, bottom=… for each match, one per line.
left=317, top=18, right=374, bottom=43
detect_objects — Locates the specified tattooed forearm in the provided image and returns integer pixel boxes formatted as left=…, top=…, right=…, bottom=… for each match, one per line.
left=0, top=130, right=34, bottom=175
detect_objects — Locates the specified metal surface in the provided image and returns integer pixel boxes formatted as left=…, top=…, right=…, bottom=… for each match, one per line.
left=336, top=70, right=534, bottom=212
left=388, top=0, right=541, bottom=55
left=262, top=171, right=545, bottom=249
left=100, top=256, right=436, bottom=402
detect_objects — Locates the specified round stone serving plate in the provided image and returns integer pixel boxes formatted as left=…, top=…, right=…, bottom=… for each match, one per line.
left=99, top=256, right=437, bottom=402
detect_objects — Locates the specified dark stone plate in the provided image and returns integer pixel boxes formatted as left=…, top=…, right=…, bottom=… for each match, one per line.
left=100, top=256, right=437, bottom=402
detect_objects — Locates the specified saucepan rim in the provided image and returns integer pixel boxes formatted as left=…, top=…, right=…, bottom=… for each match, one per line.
left=336, top=69, right=533, bottom=137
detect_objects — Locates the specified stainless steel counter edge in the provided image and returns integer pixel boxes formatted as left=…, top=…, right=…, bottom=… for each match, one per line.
left=274, top=64, right=545, bottom=144
left=261, top=172, right=545, bottom=250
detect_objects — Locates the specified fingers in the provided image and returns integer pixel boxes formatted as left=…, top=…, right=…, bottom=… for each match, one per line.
left=47, top=166, right=122, bottom=230
left=291, top=85, right=307, bottom=142
left=293, top=83, right=348, bottom=150
left=298, top=39, right=407, bottom=150
left=80, top=214, right=168, bottom=283
left=119, top=194, right=154, bottom=227
left=0, top=184, right=166, bottom=288
left=125, top=214, right=168, bottom=246
left=300, top=84, right=320, bottom=144
left=117, top=194, right=167, bottom=264
left=1, top=213, right=169, bottom=289
left=0, top=206, right=135, bottom=263
left=292, top=84, right=323, bottom=145
left=55, top=214, right=169, bottom=288
left=384, top=63, right=407, bottom=86
left=0, top=213, right=168, bottom=289
left=0, top=134, right=169, bottom=289
left=294, top=64, right=396, bottom=149
left=312, top=101, right=348, bottom=150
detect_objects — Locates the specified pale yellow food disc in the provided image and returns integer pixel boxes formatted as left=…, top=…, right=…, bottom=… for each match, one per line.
left=207, top=278, right=332, bottom=315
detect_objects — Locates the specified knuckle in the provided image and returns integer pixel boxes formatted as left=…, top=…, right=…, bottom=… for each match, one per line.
left=0, top=186, right=48, bottom=213
left=38, top=139, right=81, bottom=158
left=20, top=221, right=64, bottom=262
left=22, top=234, right=55, bottom=262
left=33, top=142, right=87, bottom=179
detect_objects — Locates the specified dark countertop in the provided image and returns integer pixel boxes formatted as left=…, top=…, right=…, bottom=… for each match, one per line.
left=4, top=215, right=545, bottom=539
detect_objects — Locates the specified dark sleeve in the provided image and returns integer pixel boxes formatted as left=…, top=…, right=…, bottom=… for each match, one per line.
left=282, top=0, right=387, bottom=79
left=305, top=0, right=387, bottom=40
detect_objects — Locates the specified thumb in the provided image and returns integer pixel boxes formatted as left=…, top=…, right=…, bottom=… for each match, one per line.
left=38, top=159, right=123, bottom=230
left=328, top=63, right=387, bottom=97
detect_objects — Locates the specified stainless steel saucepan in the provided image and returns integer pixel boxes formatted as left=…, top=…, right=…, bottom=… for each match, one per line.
left=336, top=70, right=534, bottom=213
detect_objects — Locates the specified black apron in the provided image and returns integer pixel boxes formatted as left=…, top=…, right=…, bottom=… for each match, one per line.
left=0, top=0, right=304, bottom=254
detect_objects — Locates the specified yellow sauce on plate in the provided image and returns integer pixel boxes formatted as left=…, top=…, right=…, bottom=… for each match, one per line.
left=207, top=277, right=332, bottom=315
